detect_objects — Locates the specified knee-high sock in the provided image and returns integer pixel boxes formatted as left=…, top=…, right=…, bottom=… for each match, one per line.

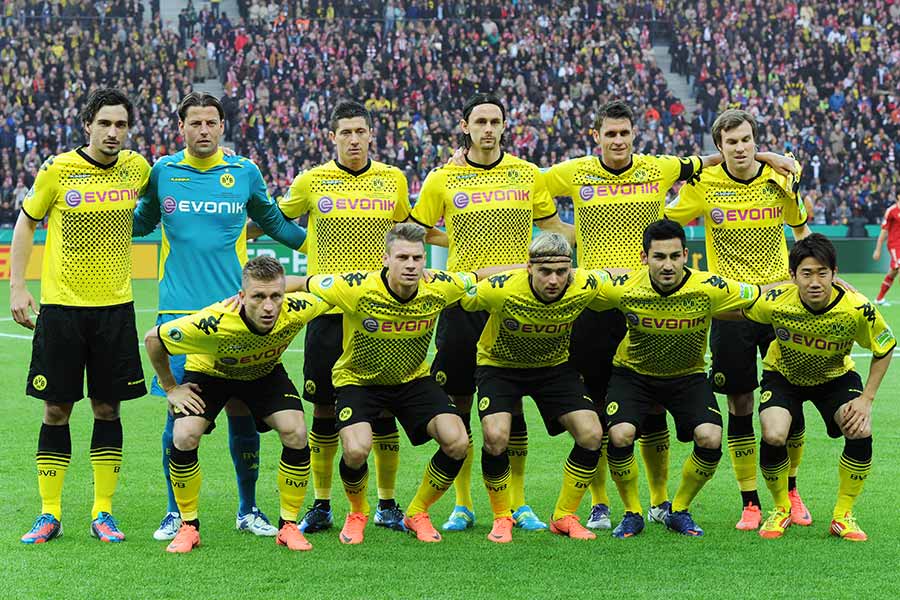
left=407, top=448, right=465, bottom=517
left=90, top=418, right=123, bottom=519
left=834, top=436, right=872, bottom=519
left=607, top=442, right=641, bottom=514
left=588, top=432, right=610, bottom=506
left=278, top=446, right=311, bottom=523
left=36, top=423, right=71, bottom=520
left=481, top=449, right=512, bottom=519
left=553, top=444, right=600, bottom=520
left=169, top=446, right=201, bottom=522
left=672, top=444, right=722, bottom=512
left=161, top=412, right=178, bottom=513
left=372, top=416, right=400, bottom=502
left=453, top=414, right=475, bottom=510
left=876, top=272, right=895, bottom=302
left=227, top=415, right=259, bottom=515
left=339, top=457, right=370, bottom=515
left=309, top=417, right=338, bottom=502
left=759, top=440, right=790, bottom=510
left=638, top=412, right=670, bottom=506
left=508, top=413, right=528, bottom=509
left=787, top=413, right=805, bottom=489
left=727, top=413, right=760, bottom=506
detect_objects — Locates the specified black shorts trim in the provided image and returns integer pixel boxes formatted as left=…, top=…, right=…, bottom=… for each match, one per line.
left=759, top=370, right=863, bottom=439
left=431, top=304, right=489, bottom=395
left=302, top=313, right=343, bottom=405
left=475, top=364, right=593, bottom=436
left=27, top=302, right=145, bottom=403
left=709, top=318, right=775, bottom=394
left=335, top=377, right=458, bottom=446
left=176, top=364, right=302, bottom=434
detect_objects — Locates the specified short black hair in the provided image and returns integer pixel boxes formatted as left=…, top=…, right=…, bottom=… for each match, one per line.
left=80, top=88, right=134, bottom=128
left=595, top=100, right=634, bottom=129
left=789, top=233, right=837, bottom=273
left=462, top=92, right=506, bottom=122
left=329, top=100, right=373, bottom=131
left=642, top=219, right=686, bottom=253
left=177, top=91, right=225, bottom=122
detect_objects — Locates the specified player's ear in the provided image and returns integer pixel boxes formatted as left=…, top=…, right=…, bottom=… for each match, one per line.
left=382, top=253, right=390, bottom=268
left=459, top=118, right=469, bottom=134
left=640, top=250, right=648, bottom=265
left=328, top=130, right=336, bottom=143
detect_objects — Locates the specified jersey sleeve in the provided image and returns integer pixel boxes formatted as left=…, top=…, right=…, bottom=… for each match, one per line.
left=279, top=172, right=311, bottom=219
left=664, top=179, right=705, bottom=225
left=703, top=274, right=761, bottom=313
left=157, top=309, right=221, bottom=356
left=285, top=291, right=334, bottom=321
left=429, top=270, right=477, bottom=304
left=21, top=157, right=59, bottom=221
left=586, top=269, right=616, bottom=312
left=132, top=161, right=162, bottom=237
left=307, top=272, right=360, bottom=312
left=247, top=166, right=307, bottom=250
left=391, top=169, right=411, bottom=222
left=409, top=168, right=445, bottom=227
left=657, top=155, right=701, bottom=187
left=544, top=162, right=570, bottom=198
left=741, top=288, right=778, bottom=323
left=531, top=168, right=558, bottom=220
left=459, top=274, right=499, bottom=312
left=853, top=295, right=897, bottom=358
left=770, top=158, right=807, bottom=227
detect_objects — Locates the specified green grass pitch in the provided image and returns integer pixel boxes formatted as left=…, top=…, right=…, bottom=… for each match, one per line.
left=2, top=276, right=899, bottom=599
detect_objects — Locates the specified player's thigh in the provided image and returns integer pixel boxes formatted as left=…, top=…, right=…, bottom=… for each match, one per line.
left=758, top=371, right=802, bottom=444
left=662, top=373, right=723, bottom=444
left=243, top=365, right=305, bottom=438
left=302, top=314, right=342, bottom=406
left=27, top=305, right=88, bottom=404
left=85, top=303, right=146, bottom=402
left=389, top=377, right=460, bottom=447
left=176, top=371, right=230, bottom=435
left=335, top=384, right=386, bottom=440
left=530, top=363, right=596, bottom=438
left=431, top=305, right=487, bottom=395
left=151, top=314, right=187, bottom=397
left=605, top=367, right=654, bottom=446
left=709, top=319, right=764, bottom=394
left=814, top=371, right=866, bottom=439
left=474, top=366, right=522, bottom=440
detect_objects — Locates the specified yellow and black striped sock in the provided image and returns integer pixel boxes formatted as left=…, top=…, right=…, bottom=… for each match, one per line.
left=639, top=412, right=670, bottom=506
left=727, top=413, right=760, bottom=506
left=169, top=445, right=202, bottom=522
left=834, top=437, right=872, bottom=519
left=588, top=432, right=610, bottom=506
left=309, top=417, right=338, bottom=502
left=607, top=443, right=642, bottom=514
left=407, top=449, right=465, bottom=516
left=787, top=424, right=805, bottom=490
left=339, top=457, right=370, bottom=515
left=372, top=416, right=401, bottom=503
left=481, top=448, right=512, bottom=519
left=508, top=413, right=528, bottom=509
left=453, top=416, right=475, bottom=510
left=759, top=440, right=790, bottom=510
left=672, top=444, right=722, bottom=511
left=90, top=418, right=123, bottom=519
left=36, top=423, right=71, bottom=520
left=553, top=444, right=600, bottom=520
left=278, top=445, right=311, bottom=523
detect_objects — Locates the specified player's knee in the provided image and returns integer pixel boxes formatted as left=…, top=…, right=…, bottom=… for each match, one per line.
left=442, top=433, right=469, bottom=461
left=608, top=424, right=635, bottom=448
left=90, top=399, right=120, bottom=420
left=43, top=403, right=72, bottom=425
left=842, top=423, right=872, bottom=440
left=172, top=428, right=201, bottom=451
left=342, top=439, right=371, bottom=467
left=761, top=427, right=788, bottom=447
left=693, top=424, right=722, bottom=449
left=278, top=428, right=307, bottom=450
left=481, top=421, right=510, bottom=455
left=572, top=419, right=604, bottom=450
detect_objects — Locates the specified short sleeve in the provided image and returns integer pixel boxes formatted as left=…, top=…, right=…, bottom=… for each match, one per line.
left=460, top=275, right=496, bottom=312
left=157, top=310, right=221, bottom=356
left=280, top=172, right=311, bottom=219
left=700, top=273, right=761, bottom=313
left=307, top=272, right=360, bottom=312
left=853, top=296, right=897, bottom=357
left=427, top=270, right=476, bottom=304
left=742, top=288, right=777, bottom=324
left=531, top=169, right=557, bottom=220
left=284, top=291, right=334, bottom=321
left=544, top=162, right=569, bottom=198
left=21, top=157, right=58, bottom=221
left=410, top=169, right=446, bottom=227
left=585, top=269, right=616, bottom=312
left=391, top=170, right=411, bottom=222
left=665, top=179, right=705, bottom=225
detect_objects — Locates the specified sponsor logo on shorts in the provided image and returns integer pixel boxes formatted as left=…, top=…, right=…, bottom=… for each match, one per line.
left=168, top=327, right=184, bottom=341
left=775, top=327, right=790, bottom=341
left=220, top=357, right=238, bottom=365
left=478, top=397, right=490, bottom=411
left=625, top=312, right=639, bottom=327
left=362, top=318, right=379, bottom=333
left=606, top=401, right=618, bottom=416
left=305, top=380, right=317, bottom=395
left=434, top=371, right=447, bottom=386
left=339, top=407, right=353, bottom=421
left=713, top=372, right=726, bottom=387
left=220, top=172, right=235, bottom=188
left=32, top=375, right=47, bottom=391
left=503, top=318, right=519, bottom=331
left=760, top=390, right=772, bottom=404
left=162, top=196, right=177, bottom=214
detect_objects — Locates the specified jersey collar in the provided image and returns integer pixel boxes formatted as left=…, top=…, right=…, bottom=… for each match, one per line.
left=650, top=267, right=692, bottom=297
left=76, top=146, right=118, bottom=169
left=465, top=152, right=504, bottom=170
left=598, top=156, right=633, bottom=176
left=722, top=162, right=764, bottom=185
left=182, top=147, right=226, bottom=171
left=335, top=158, right=372, bottom=176
left=381, top=268, right=418, bottom=303
left=800, top=285, right=845, bottom=315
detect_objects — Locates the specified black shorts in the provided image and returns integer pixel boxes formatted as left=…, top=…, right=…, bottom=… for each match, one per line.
left=475, top=364, right=594, bottom=436
left=709, top=319, right=775, bottom=394
left=759, top=370, right=863, bottom=439
left=26, top=302, right=146, bottom=404
left=302, top=313, right=343, bottom=405
left=606, top=367, right=723, bottom=443
left=431, top=304, right=489, bottom=395
left=335, top=377, right=458, bottom=446
left=175, top=364, right=303, bottom=434
left=569, top=308, right=626, bottom=402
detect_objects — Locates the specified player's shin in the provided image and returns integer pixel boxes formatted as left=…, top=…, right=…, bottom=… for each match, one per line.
left=834, top=436, right=872, bottom=519
left=639, top=412, right=670, bottom=506
left=228, top=415, right=260, bottom=516
left=309, top=417, right=339, bottom=504
left=588, top=432, right=610, bottom=506
left=407, top=448, right=465, bottom=516
left=672, top=444, right=722, bottom=511
left=372, top=416, right=401, bottom=506
left=727, top=413, right=760, bottom=506
left=481, top=448, right=512, bottom=519
left=169, top=446, right=202, bottom=524
left=36, top=423, right=71, bottom=520
left=278, top=445, right=311, bottom=523
left=553, top=444, right=600, bottom=520
left=339, top=457, right=370, bottom=515
left=759, top=440, right=790, bottom=510
left=508, top=413, right=528, bottom=509
left=90, top=418, right=123, bottom=519
left=607, top=442, right=642, bottom=514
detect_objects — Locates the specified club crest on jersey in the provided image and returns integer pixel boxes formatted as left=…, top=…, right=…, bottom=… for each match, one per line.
left=372, top=178, right=385, bottom=191
left=220, top=172, right=235, bottom=188
left=362, top=318, right=379, bottom=333
left=506, top=169, right=520, bottom=182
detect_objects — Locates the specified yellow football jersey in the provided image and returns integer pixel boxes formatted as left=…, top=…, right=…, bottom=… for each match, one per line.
left=546, top=154, right=700, bottom=269
left=308, top=269, right=476, bottom=387
left=157, top=292, right=331, bottom=380
left=604, top=267, right=761, bottom=377
left=744, top=284, right=896, bottom=386
left=280, top=159, right=410, bottom=275
left=666, top=160, right=807, bottom=284
left=461, top=268, right=612, bottom=368
left=410, top=153, right=557, bottom=272
left=22, top=148, right=150, bottom=306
